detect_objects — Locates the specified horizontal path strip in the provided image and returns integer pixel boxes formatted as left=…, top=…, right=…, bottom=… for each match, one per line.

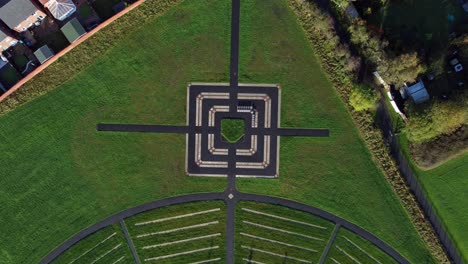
left=243, top=221, right=324, bottom=241
left=343, top=236, right=382, bottom=264
left=145, top=246, right=219, bottom=262
left=137, top=221, right=219, bottom=238
left=336, top=246, right=362, bottom=264
left=188, top=258, right=222, bottom=264
left=97, top=124, right=189, bottom=133
left=242, top=208, right=326, bottom=229
left=136, top=208, right=221, bottom=226
left=90, top=243, right=122, bottom=264
left=275, top=128, right=329, bottom=137
left=143, top=233, right=221, bottom=249
left=204, top=127, right=329, bottom=137
left=242, top=258, right=266, bottom=264
left=240, top=233, right=317, bottom=252
left=241, top=245, right=312, bottom=264
left=68, top=232, right=117, bottom=264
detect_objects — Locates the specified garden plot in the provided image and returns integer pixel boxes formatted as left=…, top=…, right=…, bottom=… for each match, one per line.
left=326, top=229, right=398, bottom=264
left=236, top=202, right=335, bottom=264
left=125, top=201, right=226, bottom=263
left=52, top=224, right=133, bottom=264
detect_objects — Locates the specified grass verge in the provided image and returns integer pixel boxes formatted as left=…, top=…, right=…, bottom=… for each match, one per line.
left=0, top=0, right=230, bottom=262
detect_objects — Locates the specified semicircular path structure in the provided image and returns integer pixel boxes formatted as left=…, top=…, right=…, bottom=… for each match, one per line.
left=40, top=193, right=409, bottom=264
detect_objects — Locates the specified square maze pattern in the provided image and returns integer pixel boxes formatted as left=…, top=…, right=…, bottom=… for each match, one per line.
left=186, top=83, right=280, bottom=178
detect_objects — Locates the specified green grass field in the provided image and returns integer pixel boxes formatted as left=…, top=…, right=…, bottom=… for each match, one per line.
left=399, top=135, right=468, bottom=262
left=126, top=201, right=226, bottom=263
left=236, top=0, right=434, bottom=263
left=222, top=118, right=245, bottom=143
left=326, top=228, right=398, bottom=264
left=52, top=225, right=133, bottom=264
left=0, top=1, right=229, bottom=262
left=0, top=0, right=437, bottom=263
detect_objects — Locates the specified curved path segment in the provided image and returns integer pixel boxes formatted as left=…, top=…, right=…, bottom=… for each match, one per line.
left=40, top=191, right=409, bottom=264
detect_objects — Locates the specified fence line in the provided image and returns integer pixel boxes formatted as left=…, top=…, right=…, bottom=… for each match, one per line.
left=378, top=101, right=463, bottom=264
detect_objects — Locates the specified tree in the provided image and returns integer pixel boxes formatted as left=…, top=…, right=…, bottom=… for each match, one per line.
left=348, top=19, right=385, bottom=64
left=349, top=84, right=377, bottom=111
left=377, top=52, right=425, bottom=85
left=406, top=93, right=467, bottom=143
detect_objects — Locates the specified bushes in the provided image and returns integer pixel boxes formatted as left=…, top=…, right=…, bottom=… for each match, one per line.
left=377, top=52, right=425, bottom=85
left=288, top=0, right=449, bottom=262
left=349, top=84, right=377, bottom=111
left=406, top=92, right=467, bottom=143
left=0, top=0, right=182, bottom=115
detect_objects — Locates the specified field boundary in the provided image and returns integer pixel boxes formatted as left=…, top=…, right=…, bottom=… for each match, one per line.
left=40, top=192, right=409, bottom=264
left=287, top=0, right=453, bottom=262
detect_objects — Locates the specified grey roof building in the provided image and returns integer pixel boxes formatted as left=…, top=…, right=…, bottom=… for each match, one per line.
left=61, top=17, right=86, bottom=43
left=0, top=0, right=46, bottom=31
left=34, top=45, right=54, bottom=64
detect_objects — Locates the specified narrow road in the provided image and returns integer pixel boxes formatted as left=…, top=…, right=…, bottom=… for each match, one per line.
left=229, top=0, right=241, bottom=111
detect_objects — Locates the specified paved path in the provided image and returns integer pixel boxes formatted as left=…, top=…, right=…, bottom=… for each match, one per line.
left=120, top=220, right=141, bottom=264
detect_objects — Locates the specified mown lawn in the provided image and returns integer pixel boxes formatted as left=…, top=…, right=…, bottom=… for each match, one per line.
left=0, top=0, right=230, bottom=262
left=399, top=135, right=468, bottom=262
left=126, top=201, right=226, bottom=263
left=236, top=0, right=435, bottom=263
left=0, top=0, right=437, bottom=263
left=236, top=202, right=334, bottom=263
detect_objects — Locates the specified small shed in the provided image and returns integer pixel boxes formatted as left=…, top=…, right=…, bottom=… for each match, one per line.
left=404, top=80, right=429, bottom=104
left=34, top=45, right=54, bottom=64
left=61, top=18, right=86, bottom=43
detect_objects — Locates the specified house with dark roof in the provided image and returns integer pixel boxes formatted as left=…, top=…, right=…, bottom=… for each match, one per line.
left=0, top=0, right=47, bottom=32
left=0, top=27, right=17, bottom=51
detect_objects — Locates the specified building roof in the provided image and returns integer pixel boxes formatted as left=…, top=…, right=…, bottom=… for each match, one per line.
left=34, top=45, right=54, bottom=64
left=0, top=0, right=38, bottom=29
left=0, top=29, right=7, bottom=40
left=42, top=0, right=76, bottom=21
left=61, top=17, right=86, bottom=43
left=407, top=80, right=429, bottom=104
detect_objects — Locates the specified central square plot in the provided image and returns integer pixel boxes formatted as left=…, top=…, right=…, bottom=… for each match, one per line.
left=186, top=83, right=280, bottom=177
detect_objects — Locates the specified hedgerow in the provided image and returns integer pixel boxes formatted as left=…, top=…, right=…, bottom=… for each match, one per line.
left=287, top=0, right=449, bottom=262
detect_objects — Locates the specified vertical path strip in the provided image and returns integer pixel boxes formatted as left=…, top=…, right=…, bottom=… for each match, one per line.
left=229, top=0, right=241, bottom=111
left=225, top=145, right=238, bottom=264
left=318, top=224, right=341, bottom=264
left=120, top=220, right=142, bottom=264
